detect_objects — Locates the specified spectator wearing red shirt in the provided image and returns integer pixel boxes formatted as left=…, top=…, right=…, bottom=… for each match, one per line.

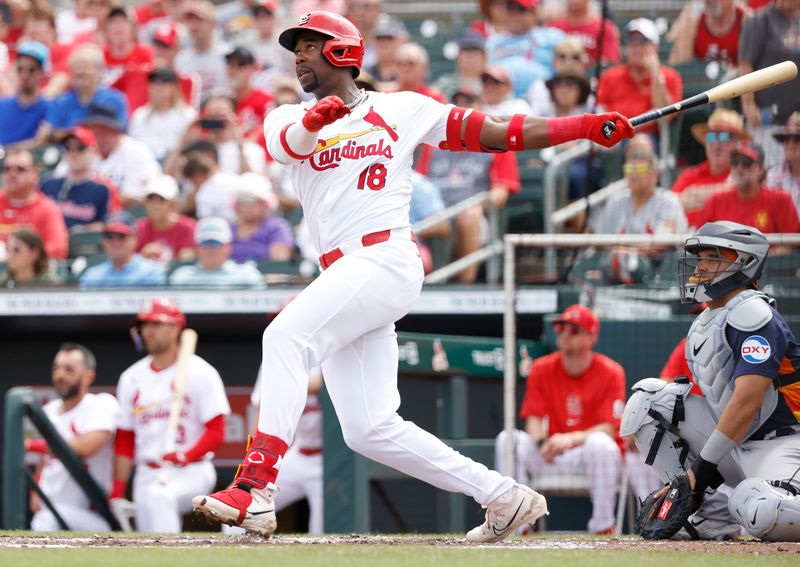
left=597, top=18, right=682, bottom=138
left=668, top=0, right=749, bottom=66
left=136, top=174, right=196, bottom=266
left=494, top=305, right=625, bottom=535
left=671, top=109, right=750, bottom=228
left=103, top=7, right=153, bottom=73
left=698, top=141, right=800, bottom=233
left=0, top=149, right=68, bottom=260
left=225, top=46, right=273, bottom=145
left=548, top=0, right=621, bottom=66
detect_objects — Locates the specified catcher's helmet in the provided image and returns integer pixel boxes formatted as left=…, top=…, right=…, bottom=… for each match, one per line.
left=136, top=298, right=186, bottom=328
left=278, top=11, right=364, bottom=77
left=678, top=221, right=769, bottom=303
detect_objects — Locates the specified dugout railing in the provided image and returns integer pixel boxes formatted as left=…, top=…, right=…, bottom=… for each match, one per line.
left=2, top=387, right=122, bottom=531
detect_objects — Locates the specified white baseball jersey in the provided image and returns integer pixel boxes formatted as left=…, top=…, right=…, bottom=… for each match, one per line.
left=117, top=354, right=231, bottom=463
left=252, top=367, right=322, bottom=452
left=264, top=91, right=452, bottom=254
left=39, top=393, right=120, bottom=508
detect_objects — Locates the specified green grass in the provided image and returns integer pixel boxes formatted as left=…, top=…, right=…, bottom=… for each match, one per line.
left=1, top=547, right=797, bottom=567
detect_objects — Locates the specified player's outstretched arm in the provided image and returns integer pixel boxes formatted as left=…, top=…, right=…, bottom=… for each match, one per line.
left=480, top=113, right=634, bottom=150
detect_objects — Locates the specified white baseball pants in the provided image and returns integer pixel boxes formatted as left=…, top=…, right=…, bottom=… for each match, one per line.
left=258, top=238, right=515, bottom=506
left=494, top=429, right=622, bottom=533
left=133, top=460, right=216, bottom=533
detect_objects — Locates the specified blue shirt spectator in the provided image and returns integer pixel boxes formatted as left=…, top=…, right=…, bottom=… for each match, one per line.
left=79, top=211, right=166, bottom=287
left=46, top=87, right=129, bottom=131
left=0, top=41, right=51, bottom=145
left=485, top=0, right=564, bottom=97
left=409, top=171, right=446, bottom=225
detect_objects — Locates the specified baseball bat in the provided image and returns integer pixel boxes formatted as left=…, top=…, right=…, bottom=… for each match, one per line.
left=602, top=60, right=798, bottom=139
left=159, top=328, right=198, bottom=484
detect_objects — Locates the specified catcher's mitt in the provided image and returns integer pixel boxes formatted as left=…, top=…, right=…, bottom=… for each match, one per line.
left=636, top=475, right=700, bottom=539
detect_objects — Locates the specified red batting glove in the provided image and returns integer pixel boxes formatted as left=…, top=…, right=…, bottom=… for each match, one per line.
left=302, top=96, right=350, bottom=132
left=162, top=451, right=188, bottom=466
left=25, top=438, right=49, bottom=454
left=581, top=112, right=635, bottom=148
left=109, top=479, right=127, bottom=500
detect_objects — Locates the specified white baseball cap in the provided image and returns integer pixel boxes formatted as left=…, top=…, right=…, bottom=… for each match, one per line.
left=195, top=216, right=232, bottom=245
left=145, top=175, right=179, bottom=201
left=625, top=18, right=659, bottom=46
left=235, top=172, right=278, bottom=210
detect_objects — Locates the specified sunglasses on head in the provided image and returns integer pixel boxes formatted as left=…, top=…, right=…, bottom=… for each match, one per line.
left=623, top=162, right=652, bottom=175
left=705, top=131, right=733, bottom=143
left=554, top=322, right=583, bottom=336
left=730, top=154, right=757, bottom=168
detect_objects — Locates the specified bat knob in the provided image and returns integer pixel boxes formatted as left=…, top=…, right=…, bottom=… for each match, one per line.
left=602, top=121, right=616, bottom=140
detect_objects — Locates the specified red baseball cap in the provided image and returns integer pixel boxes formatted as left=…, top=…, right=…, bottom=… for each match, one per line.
left=152, top=22, right=178, bottom=47
left=553, top=304, right=599, bottom=336
left=58, top=126, right=98, bottom=149
left=731, top=140, right=765, bottom=163
left=510, top=0, right=539, bottom=9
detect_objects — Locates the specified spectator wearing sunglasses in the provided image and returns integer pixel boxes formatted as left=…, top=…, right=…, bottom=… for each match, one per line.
left=548, top=0, right=621, bottom=66
left=492, top=304, right=629, bottom=535
left=766, top=112, right=800, bottom=219
left=527, top=36, right=589, bottom=117
left=0, top=41, right=51, bottom=147
left=0, top=149, right=68, bottom=260
left=169, top=216, right=265, bottom=288
left=41, top=126, right=119, bottom=233
left=671, top=109, right=750, bottom=229
left=79, top=211, right=166, bottom=287
left=0, top=229, right=62, bottom=287
left=698, top=140, right=800, bottom=234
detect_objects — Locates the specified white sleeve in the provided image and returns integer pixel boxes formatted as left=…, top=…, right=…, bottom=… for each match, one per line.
left=76, top=394, right=120, bottom=433
left=410, top=93, right=453, bottom=148
left=264, top=103, right=316, bottom=165
left=250, top=366, right=262, bottom=407
left=191, top=358, right=231, bottom=423
left=116, top=372, right=134, bottom=430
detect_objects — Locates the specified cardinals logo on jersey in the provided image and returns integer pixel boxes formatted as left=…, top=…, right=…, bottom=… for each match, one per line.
left=309, top=107, right=398, bottom=171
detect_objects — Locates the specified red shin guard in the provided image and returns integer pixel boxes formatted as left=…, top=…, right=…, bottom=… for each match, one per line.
left=234, top=431, right=289, bottom=490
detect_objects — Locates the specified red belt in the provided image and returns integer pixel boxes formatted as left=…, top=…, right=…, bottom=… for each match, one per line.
left=299, top=448, right=322, bottom=456
left=318, top=229, right=393, bottom=270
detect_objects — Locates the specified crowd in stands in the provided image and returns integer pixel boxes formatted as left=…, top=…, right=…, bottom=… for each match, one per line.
left=0, top=0, right=798, bottom=289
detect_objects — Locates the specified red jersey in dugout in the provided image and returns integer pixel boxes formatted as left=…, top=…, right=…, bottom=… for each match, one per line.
left=519, top=351, right=626, bottom=452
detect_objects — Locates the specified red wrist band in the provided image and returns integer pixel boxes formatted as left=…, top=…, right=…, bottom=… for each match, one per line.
left=26, top=439, right=48, bottom=454
left=546, top=114, right=588, bottom=146
left=110, top=479, right=127, bottom=499
left=506, top=114, right=526, bottom=151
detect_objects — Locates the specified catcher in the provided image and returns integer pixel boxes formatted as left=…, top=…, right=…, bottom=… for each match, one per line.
left=621, top=221, right=800, bottom=541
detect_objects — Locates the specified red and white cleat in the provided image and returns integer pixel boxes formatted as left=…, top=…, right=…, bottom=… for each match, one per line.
left=192, top=484, right=276, bottom=537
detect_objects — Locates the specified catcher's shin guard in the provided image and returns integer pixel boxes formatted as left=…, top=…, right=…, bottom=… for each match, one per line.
left=728, top=478, right=800, bottom=541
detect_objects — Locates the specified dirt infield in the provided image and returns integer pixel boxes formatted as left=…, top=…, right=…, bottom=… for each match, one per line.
left=1, top=533, right=798, bottom=553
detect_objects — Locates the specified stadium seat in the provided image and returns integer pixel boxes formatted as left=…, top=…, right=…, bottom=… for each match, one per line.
left=68, top=231, right=104, bottom=259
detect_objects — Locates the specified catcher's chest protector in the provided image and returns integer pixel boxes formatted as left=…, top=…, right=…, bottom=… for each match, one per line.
left=686, top=290, right=778, bottom=432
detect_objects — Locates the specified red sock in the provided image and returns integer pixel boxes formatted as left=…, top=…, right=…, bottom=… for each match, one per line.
left=234, top=430, right=288, bottom=491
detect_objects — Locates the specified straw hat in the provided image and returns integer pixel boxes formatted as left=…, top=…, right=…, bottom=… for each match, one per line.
left=691, top=108, right=750, bottom=144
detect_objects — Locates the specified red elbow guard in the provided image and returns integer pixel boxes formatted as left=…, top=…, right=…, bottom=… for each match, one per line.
left=114, top=429, right=135, bottom=459
left=443, top=106, right=488, bottom=152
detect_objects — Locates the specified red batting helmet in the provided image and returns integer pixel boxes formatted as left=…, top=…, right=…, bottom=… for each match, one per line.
left=136, top=298, right=186, bottom=329
left=278, top=11, right=364, bottom=77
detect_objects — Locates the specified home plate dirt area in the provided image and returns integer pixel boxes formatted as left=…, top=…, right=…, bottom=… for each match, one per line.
left=1, top=533, right=799, bottom=553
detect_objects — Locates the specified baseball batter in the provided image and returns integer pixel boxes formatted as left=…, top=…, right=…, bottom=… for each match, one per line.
left=28, top=343, right=120, bottom=531
left=112, top=299, right=230, bottom=534
left=193, top=11, right=634, bottom=541
left=621, top=221, right=800, bottom=541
